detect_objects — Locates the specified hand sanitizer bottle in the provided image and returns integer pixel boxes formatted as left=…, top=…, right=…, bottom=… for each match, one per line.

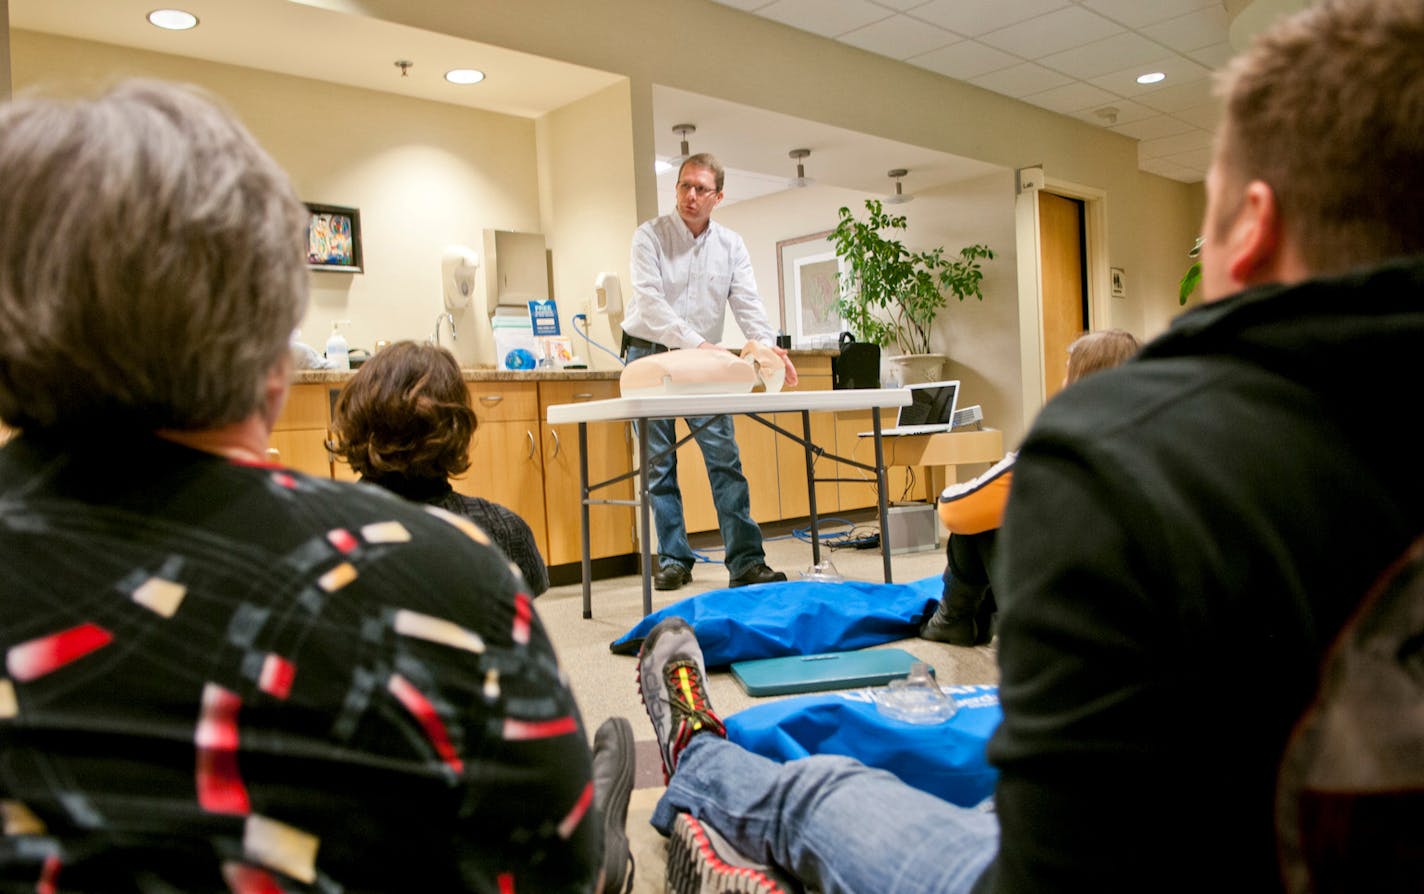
left=325, top=320, right=350, bottom=370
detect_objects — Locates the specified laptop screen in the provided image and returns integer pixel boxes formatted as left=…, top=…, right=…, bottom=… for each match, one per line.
left=896, top=380, right=960, bottom=428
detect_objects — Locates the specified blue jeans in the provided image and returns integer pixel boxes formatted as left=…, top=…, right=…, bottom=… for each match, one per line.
left=653, top=736, right=999, bottom=894
left=626, top=344, right=765, bottom=578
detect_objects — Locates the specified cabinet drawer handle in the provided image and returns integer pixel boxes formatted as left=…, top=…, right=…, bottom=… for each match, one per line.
left=526, top=430, right=536, bottom=459
left=478, top=395, right=505, bottom=405
left=573, top=392, right=594, bottom=401
left=550, top=429, right=561, bottom=458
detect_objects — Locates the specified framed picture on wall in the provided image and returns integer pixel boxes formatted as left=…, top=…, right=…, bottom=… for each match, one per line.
left=305, top=203, right=363, bottom=273
left=776, top=230, right=843, bottom=348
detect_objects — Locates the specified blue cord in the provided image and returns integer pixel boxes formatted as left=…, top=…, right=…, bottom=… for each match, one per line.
left=573, top=314, right=625, bottom=366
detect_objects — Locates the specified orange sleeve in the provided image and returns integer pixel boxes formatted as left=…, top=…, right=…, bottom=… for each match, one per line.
left=938, top=454, right=1015, bottom=535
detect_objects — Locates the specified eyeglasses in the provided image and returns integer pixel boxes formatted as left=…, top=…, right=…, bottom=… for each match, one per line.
left=675, top=181, right=720, bottom=198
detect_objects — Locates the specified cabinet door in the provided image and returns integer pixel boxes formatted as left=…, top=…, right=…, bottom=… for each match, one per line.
left=270, top=383, right=335, bottom=478
left=459, top=418, right=549, bottom=561
left=833, top=408, right=913, bottom=510
left=540, top=381, right=635, bottom=565
left=773, top=360, right=836, bottom=521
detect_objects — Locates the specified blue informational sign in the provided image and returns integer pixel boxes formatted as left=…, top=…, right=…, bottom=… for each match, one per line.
left=528, top=299, right=560, bottom=337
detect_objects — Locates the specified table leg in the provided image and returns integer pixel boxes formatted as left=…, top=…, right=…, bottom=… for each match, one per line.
left=638, top=422, right=653, bottom=617
left=579, top=422, right=593, bottom=619
left=801, top=409, right=820, bottom=568
left=872, top=408, right=893, bottom=583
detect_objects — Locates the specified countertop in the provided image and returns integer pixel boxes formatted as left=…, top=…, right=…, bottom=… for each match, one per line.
left=291, top=348, right=839, bottom=385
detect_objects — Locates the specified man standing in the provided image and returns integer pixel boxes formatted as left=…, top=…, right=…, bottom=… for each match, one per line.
left=631, top=1, right=1424, bottom=891
left=623, top=152, right=797, bottom=590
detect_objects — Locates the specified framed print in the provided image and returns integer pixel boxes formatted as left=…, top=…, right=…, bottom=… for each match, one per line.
left=305, top=203, right=363, bottom=273
left=776, top=230, right=843, bottom=348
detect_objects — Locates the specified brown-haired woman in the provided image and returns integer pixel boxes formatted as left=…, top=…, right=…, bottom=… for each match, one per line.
left=329, top=340, right=549, bottom=595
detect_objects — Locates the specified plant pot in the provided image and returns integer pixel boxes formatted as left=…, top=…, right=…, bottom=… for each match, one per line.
left=884, top=353, right=946, bottom=387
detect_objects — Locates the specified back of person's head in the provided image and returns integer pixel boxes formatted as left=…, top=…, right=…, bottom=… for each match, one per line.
left=1066, top=329, right=1140, bottom=384
left=329, top=340, right=476, bottom=481
left=0, top=79, right=309, bottom=436
left=1214, top=0, right=1424, bottom=273
left=680, top=153, right=725, bottom=192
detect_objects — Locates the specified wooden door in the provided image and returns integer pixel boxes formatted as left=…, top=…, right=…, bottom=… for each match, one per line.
left=1038, top=192, right=1088, bottom=402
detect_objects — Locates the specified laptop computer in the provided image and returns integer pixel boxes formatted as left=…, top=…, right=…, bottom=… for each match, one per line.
left=730, top=648, right=929, bottom=697
left=859, top=380, right=960, bottom=437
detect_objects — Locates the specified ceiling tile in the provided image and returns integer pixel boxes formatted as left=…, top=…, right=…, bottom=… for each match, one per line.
left=1135, top=77, right=1215, bottom=112
left=1111, top=114, right=1195, bottom=141
left=1038, top=30, right=1172, bottom=79
left=867, top=0, right=935, bottom=10
left=839, top=14, right=959, bottom=59
left=1138, top=127, right=1213, bottom=159
left=1086, top=55, right=1213, bottom=97
left=1021, top=80, right=1120, bottom=114
left=1186, top=41, right=1236, bottom=69
left=1138, top=155, right=1202, bottom=182
left=1161, top=145, right=1213, bottom=171
left=757, top=0, right=892, bottom=38
left=909, top=0, right=1069, bottom=37
left=1080, top=0, right=1216, bottom=29
left=908, top=40, right=1019, bottom=80
left=977, top=6, right=1122, bottom=58
left=707, top=0, right=779, bottom=11
left=970, top=62, right=1073, bottom=98
left=1173, top=100, right=1222, bottom=130
left=1068, top=98, right=1160, bottom=127
left=1140, top=6, right=1230, bottom=52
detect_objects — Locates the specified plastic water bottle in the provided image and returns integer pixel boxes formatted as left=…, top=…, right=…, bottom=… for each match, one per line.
left=875, top=662, right=957, bottom=724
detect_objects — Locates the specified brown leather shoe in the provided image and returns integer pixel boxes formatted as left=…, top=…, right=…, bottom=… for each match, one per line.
left=729, top=563, right=787, bottom=588
left=655, top=564, right=693, bottom=591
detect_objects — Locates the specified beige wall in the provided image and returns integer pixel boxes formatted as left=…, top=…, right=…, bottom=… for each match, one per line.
left=11, top=29, right=556, bottom=369
left=0, top=0, right=9, bottom=99
left=535, top=82, right=640, bottom=370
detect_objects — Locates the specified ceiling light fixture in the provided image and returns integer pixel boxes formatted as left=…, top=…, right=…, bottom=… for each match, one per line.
left=445, top=68, right=485, bottom=85
left=1136, top=71, right=1166, bottom=85
left=146, top=8, right=198, bottom=30
left=885, top=168, right=913, bottom=205
left=787, top=148, right=814, bottom=188
left=394, top=60, right=413, bottom=78
left=670, top=123, right=696, bottom=165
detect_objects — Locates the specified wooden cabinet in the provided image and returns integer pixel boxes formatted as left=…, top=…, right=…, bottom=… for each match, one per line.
left=539, top=380, right=636, bottom=565
left=270, top=383, right=335, bottom=478
left=459, top=382, right=548, bottom=560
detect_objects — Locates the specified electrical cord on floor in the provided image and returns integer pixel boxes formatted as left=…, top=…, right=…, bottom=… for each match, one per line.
left=572, top=314, right=625, bottom=366
left=791, top=518, right=880, bottom=550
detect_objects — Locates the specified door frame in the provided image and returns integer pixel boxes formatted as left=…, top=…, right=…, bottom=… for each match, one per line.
left=1013, top=168, right=1110, bottom=430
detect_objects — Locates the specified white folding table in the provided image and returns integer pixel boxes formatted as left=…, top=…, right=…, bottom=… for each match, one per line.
left=546, top=388, right=912, bottom=617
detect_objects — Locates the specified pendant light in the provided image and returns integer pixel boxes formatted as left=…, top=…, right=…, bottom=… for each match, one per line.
left=885, top=168, right=913, bottom=204
left=788, top=148, right=814, bottom=188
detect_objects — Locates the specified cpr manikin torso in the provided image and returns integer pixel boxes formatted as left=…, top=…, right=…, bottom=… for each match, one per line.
left=620, top=341, right=786, bottom=397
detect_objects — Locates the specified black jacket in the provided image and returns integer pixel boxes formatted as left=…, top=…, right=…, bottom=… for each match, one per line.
left=979, top=257, right=1424, bottom=892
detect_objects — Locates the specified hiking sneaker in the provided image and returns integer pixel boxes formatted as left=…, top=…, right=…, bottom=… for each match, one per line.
left=637, top=616, right=726, bottom=782
left=666, top=813, right=801, bottom=894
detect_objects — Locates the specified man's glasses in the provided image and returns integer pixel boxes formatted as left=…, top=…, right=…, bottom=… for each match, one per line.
left=675, top=181, right=720, bottom=198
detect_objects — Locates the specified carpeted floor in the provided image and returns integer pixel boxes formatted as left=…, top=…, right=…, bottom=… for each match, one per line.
left=537, top=526, right=1000, bottom=893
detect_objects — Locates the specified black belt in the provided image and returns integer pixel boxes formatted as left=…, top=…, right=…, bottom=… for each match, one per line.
left=621, top=332, right=670, bottom=357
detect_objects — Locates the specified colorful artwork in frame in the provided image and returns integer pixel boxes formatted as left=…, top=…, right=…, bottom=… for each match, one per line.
left=305, top=203, right=363, bottom=273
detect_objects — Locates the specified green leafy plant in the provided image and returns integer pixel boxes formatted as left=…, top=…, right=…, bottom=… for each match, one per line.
left=830, top=198, right=994, bottom=356
left=1178, top=235, right=1204, bottom=305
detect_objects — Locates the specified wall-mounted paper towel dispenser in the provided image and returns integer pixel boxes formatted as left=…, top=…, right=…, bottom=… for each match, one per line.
left=481, top=229, right=550, bottom=317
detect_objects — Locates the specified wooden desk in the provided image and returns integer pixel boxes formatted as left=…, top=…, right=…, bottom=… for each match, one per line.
left=860, top=427, right=1008, bottom=498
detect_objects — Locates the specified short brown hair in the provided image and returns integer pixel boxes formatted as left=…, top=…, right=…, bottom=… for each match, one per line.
left=679, top=153, right=725, bottom=192
left=0, top=79, right=308, bottom=434
left=1067, top=329, right=1139, bottom=384
left=329, top=341, right=477, bottom=481
left=1214, top=0, right=1424, bottom=272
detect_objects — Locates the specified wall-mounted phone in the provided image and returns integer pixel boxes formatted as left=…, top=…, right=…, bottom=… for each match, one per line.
left=441, top=246, right=479, bottom=311
left=595, top=272, right=622, bottom=314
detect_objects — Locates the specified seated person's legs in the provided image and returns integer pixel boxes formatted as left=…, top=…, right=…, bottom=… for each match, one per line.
left=922, top=530, right=997, bottom=646
left=638, top=617, right=999, bottom=894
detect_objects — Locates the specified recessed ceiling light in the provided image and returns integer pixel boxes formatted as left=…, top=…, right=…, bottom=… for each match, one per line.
left=444, top=69, right=485, bottom=85
left=1136, top=71, right=1166, bottom=85
left=147, top=8, right=198, bottom=30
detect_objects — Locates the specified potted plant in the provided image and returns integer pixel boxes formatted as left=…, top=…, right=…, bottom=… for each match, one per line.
left=830, top=198, right=994, bottom=384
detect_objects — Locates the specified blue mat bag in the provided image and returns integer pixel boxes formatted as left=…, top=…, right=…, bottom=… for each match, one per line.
left=610, top=575, right=942, bottom=666
left=724, top=684, right=1002, bottom=807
